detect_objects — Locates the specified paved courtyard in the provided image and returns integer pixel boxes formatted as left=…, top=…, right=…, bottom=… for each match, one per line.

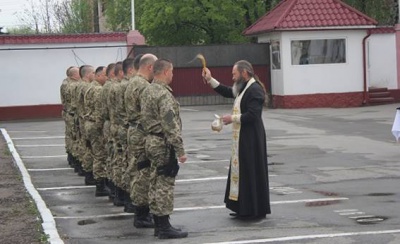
left=1, top=104, right=400, bottom=244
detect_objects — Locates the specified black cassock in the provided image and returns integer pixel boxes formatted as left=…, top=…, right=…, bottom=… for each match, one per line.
left=214, top=80, right=271, bottom=218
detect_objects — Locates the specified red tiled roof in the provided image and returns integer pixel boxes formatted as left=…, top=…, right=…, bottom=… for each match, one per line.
left=243, top=0, right=378, bottom=36
left=0, top=32, right=127, bottom=45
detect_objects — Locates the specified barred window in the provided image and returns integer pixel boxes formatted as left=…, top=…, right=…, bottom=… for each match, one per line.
left=291, top=39, right=346, bottom=65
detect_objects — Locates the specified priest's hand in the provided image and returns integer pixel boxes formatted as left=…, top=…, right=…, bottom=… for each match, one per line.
left=202, top=67, right=212, bottom=84
left=179, top=155, right=187, bottom=163
left=222, top=114, right=233, bottom=125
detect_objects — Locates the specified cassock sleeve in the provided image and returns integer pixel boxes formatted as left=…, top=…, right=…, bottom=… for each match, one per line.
left=240, top=84, right=265, bottom=124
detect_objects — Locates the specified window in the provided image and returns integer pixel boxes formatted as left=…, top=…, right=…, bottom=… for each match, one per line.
left=291, top=39, right=346, bottom=65
left=271, top=41, right=281, bottom=70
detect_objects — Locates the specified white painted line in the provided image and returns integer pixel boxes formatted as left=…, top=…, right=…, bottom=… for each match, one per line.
left=38, top=186, right=94, bottom=191
left=339, top=212, right=365, bottom=216
left=203, top=229, right=400, bottom=244
left=22, top=155, right=66, bottom=159
left=348, top=215, right=375, bottom=219
left=187, top=159, right=230, bottom=164
left=7, top=131, right=47, bottom=133
left=334, top=209, right=359, bottom=213
left=17, top=144, right=65, bottom=147
left=52, top=197, right=348, bottom=219
left=54, top=212, right=133, bottom=219
left=11, top=136, right=65, bottom=140
left=176, top=176, right=227, bottom=183
left=28, top=168, right=72, bottom=172
left=181, top=108, right=199, bottom=111
left=1, top=128, right=64, bottom=244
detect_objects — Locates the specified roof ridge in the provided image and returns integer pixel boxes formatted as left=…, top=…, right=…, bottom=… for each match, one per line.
left=274, top=0, right=299, bottom=30
left=243, top=0, right=290, bottom=35
left=332, top=0, right=378, bottom=25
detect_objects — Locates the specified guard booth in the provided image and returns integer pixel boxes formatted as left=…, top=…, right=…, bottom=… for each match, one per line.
left=132, top=43, right=271, bottom=106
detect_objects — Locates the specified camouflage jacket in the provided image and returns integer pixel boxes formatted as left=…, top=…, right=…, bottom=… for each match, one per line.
left=124, top=75, right=150, bottom=124
left=101, top=79, right=114, bottom=121
left=60, top=78, right=70, bottom=112
left=68, top=80, right=81, bottom=116
left=108, top=80, right=123, bottom=125
left=115, top=76, right=132, bottom=127
left=84, top=80, right=103, bottom=127
left=140, top=79, right=185, bottom=157
left=76, top=80, right=91, bottom=119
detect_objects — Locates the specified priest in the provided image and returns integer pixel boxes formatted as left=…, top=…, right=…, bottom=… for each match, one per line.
left=202, top=60, right=271, bottom=219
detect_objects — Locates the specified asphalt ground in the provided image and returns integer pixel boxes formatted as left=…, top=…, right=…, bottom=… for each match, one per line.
left=1, top=103, right=400, bottom=244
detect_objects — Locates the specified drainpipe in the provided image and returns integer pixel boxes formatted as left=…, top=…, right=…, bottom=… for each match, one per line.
left=362, top=29, right=372, bottom=105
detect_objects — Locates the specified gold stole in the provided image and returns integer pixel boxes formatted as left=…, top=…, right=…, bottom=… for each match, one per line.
left=229, top=78, right=256, bottom=201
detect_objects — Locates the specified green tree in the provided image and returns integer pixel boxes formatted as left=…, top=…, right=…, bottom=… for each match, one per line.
left=53, top=0, right=94, bottom=33
left=6, top=26, right=37, bottom=34
left=103, top=0, right=132, bottom=31
left=343, top=0, right=397, bottom=25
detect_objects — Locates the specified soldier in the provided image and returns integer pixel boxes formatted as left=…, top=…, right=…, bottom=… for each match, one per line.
left=102, top=63, right=116, bottom=199
left=60, top=66, right=80, bottom=168
left=77, top=65, right=96, bottom=185
left=140, top=59, right=188, bottom=239
left=111, top=58, right=137, bottom=208
left=108, top=61, right=124, bottom=204
left=84, top=66, right=108, bottom=196
left=124, top=53, right=157, bottom=227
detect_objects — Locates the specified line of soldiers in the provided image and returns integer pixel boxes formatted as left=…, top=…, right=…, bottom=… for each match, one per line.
left=60, top=54, right=188, bottom=239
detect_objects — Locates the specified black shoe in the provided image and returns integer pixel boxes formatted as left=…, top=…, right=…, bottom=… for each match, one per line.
left=84, top=171, right=96, bottom=185
left=134, top=206, right=154, bottom=228
left=95, top=178, right=108, bottom=197
left=229, top=212, right=238, bottom=217
left=106, top=179, right=115, bottom=200
left=156, top=215, right=187, bottom=239
left=113, top=187, right=125, bottom=206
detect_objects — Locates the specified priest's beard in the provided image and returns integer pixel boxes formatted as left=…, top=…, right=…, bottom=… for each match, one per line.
left=232, top=76, right=246, bottom=97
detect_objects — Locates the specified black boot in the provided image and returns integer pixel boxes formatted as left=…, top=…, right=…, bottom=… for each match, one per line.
left=124, top=191, right=136, bottom=213
left=95, top=178, right=108, bottom=197
left=134, top=205, right=154, bottom=228
left=76, top=162, right=85, bottom=176
left=67, top=152, right=73, bottom=167
left=153, top=215, right=181, bottom=236
left=84, top=171, right=96, bottom=185
left=113, top=187, right=125, bottom=206
left=157, top=215, right=187, bottom=239
left=106, top=180, right=116, bottom=201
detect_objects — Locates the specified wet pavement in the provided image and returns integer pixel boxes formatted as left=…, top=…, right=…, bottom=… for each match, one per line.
left=1, top=104, right=400, bottom=244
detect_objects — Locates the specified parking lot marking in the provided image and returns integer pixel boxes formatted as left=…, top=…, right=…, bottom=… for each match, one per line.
left=28, top=168, right=72, bottom=172
left=16, top=144, right=65, bottom=147
left=11, top=136, right=65, bottom=140
left=21, top=155, right=66, bottom=159
left=334, top=209, right=359, bottom=212
left=7, top=131, right=47, bottom=133
left=38, top=186, right=94, bottom=191
left=176, top=176, right=227, bottom=182
left=53, top=197, right=348, bottom=219
left=203, top=229, right=400, bottom=244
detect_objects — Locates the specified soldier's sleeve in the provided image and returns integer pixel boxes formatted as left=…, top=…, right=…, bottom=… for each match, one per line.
left=94, top=87, right=103, bottom=127
left=159, top=92, right=185, bottom=157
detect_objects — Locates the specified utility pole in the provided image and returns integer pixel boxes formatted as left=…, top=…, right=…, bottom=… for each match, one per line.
left=131, top=0, right=135, bottom=30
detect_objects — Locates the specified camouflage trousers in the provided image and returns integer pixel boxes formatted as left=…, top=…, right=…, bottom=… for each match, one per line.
left=63, top=112, right=76, bottom=154
left=146, top=135, right=176, bottom=216
left=85, top=121, right=107, bottom=180
left=77, top=118, right=93, bottom=171
left=112, top=124, right=128, bottom=190
left=126, top=126, right=150, bottom=206
left=103, top=120, right=113, bottom=180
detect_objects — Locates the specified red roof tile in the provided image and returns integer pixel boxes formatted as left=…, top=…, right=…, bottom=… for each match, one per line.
left=243, top=0, right=378, bottom=36
left=0, top=32, right=127, bottom=45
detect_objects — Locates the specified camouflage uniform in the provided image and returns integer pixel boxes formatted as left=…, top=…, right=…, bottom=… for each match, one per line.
left=141, top=79, right=185, bottom=216
left=68, top=80, right=82, bottom=160
left=76, top=80, right=93, bottom=171
left=101, top=79, right=115, bottom=181
left=60, top=78, right=73, bottom=155
left=84, top=80, right=106, bottom=180
left=124, top=75, right=150, bottom=206
left=114, top=76, right=132, bottom=191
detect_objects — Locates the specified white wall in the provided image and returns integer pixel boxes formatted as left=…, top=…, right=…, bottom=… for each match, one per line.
left=367, top=33, right=398, bottom=89
left=0, top=42, right=127, bottom=107
left=279, top=30, right=367, bottom=95
left=258, top=33, right=285, bottom=95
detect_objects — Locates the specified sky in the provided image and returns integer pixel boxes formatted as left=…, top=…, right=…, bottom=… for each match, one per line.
left=0, top=0, right=26, bottom=30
